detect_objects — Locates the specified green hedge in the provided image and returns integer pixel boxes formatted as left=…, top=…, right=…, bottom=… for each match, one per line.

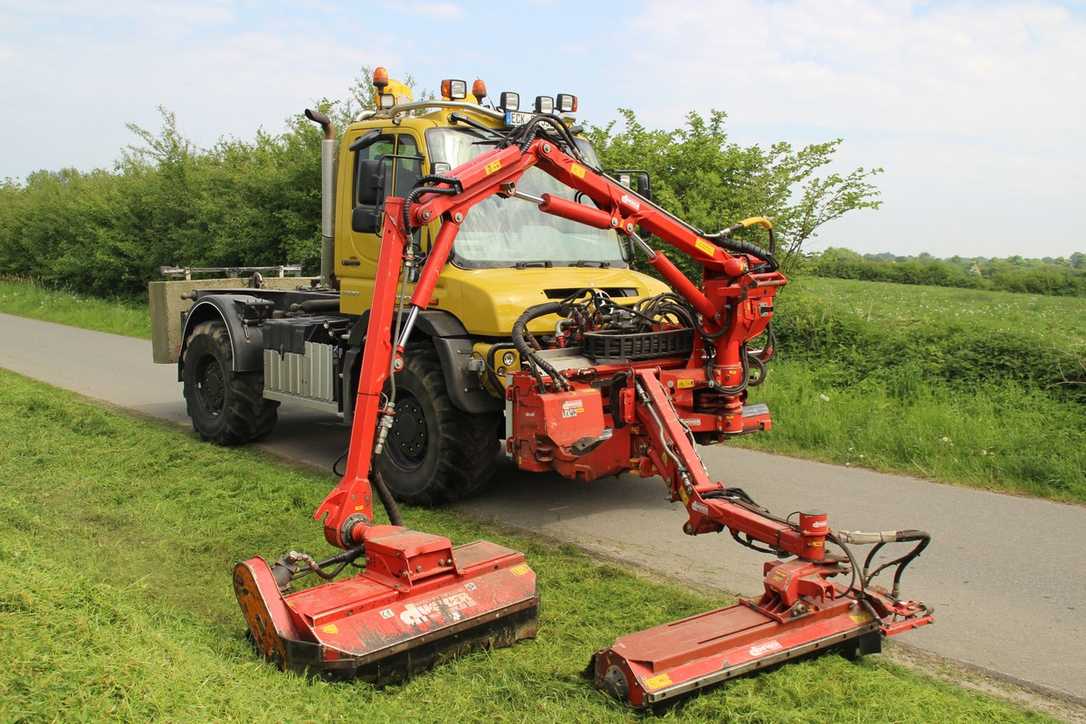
left=803, top=247, right=1086, bottom=297
left=0, top=112, right=323, bottom=298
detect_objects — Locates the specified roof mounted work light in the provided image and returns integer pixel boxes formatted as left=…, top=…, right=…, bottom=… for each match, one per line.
left=556, top=93, right=578, bottom=113
left=534, top=95, right=554, bottom=114
left=378, top=93, right=396, bottom=110
left=499, top=91, right=520, bottom=111
left=440, top=79, right=468, bottom=100
left=471, top=79, right=487, bottom=104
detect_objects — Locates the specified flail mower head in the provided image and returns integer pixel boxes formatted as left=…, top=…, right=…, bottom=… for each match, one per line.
left=234, top=526, right=538, bottom=682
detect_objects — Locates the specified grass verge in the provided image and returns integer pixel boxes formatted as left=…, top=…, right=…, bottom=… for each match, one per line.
left=0, top=369, right=1048, bottom=722
left=0, top=278, right=150, bottom=338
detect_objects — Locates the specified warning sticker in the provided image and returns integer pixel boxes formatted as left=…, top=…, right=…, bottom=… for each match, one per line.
left=561, top=399, right=585, bottom=418
left=695, top=239, right=717, bottom=257
left=644, top=673, right=673, bottom=690
left=485, top=160, right=502, bottom=175
left=570, top=163, right=586, bottom=179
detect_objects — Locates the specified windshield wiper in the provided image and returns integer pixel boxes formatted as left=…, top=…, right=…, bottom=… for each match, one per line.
left=514, top=260, right=554, bottom=269
left=569, top=260, right=612, bottom=268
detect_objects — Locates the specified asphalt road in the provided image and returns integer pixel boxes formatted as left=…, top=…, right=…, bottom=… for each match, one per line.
left=2, top=311, right=1083, bottom=700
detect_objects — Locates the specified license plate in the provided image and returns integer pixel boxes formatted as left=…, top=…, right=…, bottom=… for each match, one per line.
left=503, top=110, right=536, bottom=127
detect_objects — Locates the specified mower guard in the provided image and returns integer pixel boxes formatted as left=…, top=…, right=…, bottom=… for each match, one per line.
left=234, top=532, right=538, bottom=682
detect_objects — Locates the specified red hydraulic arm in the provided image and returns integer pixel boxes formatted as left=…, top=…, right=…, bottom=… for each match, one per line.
left=315, top=134, right=788, bottom=547
left=302, top=120, right=932, bottom=706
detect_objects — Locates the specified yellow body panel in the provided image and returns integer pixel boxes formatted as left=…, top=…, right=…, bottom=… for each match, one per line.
left=333, top=105, right=667, bottom=336
left=341, top=266, right=668, bottom=335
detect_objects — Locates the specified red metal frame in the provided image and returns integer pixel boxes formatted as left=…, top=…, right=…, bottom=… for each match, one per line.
left=272, top=130, right=931, bottom=704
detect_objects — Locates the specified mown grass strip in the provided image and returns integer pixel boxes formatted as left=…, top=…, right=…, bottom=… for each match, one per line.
left=0, top=369, right=1048, bottom=722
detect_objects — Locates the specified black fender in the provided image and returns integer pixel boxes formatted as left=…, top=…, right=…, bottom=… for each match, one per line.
left=177, top=294, right=269, bottom=380
left=345, top=308, right=502, bottom=417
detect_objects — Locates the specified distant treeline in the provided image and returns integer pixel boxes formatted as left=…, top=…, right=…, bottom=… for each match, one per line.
left=802, top=247, right=1086, bottom=297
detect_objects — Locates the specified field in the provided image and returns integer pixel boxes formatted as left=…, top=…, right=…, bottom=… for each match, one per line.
left=0, top=369, right=1046, bottom=722
left=0, top=275, right=1082, bottom=502
left=737, top=277, right=1086, bottom=501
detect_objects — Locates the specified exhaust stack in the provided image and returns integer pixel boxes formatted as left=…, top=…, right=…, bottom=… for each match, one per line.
left=305, top=108, right=336, bottom=289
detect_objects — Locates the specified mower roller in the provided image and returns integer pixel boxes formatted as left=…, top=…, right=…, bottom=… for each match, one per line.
left=235, top=111, right=932, bottom=706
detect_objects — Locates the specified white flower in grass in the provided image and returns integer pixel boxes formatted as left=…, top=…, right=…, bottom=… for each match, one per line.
left=819, top=393, right=830, bottom=402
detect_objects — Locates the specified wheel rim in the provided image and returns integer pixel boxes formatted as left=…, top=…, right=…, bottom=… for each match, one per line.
left=386, top=394, right=428, bottom=471
left=195, top=355, right=226, bottom=416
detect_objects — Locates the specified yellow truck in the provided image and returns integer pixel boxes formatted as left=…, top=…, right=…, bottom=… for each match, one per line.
left=150, top=69, right=665, bottom=504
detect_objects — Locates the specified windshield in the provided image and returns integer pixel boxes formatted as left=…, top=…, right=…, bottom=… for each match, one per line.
left=425, top=127, right=626, bottom=268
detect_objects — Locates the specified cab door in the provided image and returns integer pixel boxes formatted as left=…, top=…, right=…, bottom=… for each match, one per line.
left=337, top=130, right=425, bottom=314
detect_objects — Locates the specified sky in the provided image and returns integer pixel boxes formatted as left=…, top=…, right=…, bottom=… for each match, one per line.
left=1, top=0, right=1083, bottom=258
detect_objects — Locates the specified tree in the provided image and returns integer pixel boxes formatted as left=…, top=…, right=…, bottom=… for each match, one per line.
left=586, top=109, right=882, bottom=272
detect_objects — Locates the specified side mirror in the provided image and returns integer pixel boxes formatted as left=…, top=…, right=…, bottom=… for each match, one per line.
left=611, top=169, right=652, bottom=201
left=356, top=158, right=386, bottom=207
left=352, top=205, right=381, bottom=234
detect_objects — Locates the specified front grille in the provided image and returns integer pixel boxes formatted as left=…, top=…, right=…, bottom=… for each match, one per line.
left=544, top=287, right=638, bottom=299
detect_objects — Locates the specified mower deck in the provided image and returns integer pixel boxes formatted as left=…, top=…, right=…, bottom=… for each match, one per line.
left=235, top=535, right=538, bottom=683
left=591, top=595, right=882, bottom=708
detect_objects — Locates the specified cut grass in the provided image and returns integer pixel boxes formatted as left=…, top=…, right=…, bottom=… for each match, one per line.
left=0, top=278, right=150, bottom=338
left=0, top=369, right=1048, bottom=722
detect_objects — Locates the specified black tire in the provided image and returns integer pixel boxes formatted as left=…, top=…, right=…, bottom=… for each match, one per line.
left=182, top=320, right=279, bottom=445
left=377, top=346, right=501, bottom=505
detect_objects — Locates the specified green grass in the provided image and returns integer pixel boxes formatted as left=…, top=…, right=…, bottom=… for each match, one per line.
left=0, top=370, right=1046, bottom=722
left=785, top=275, right=1086, bottom=356
left=0, top=278, right=150, bottom=338
left=0, top=276, right=1082, bottom=502
left=737, top=361, right=1086, bottom=501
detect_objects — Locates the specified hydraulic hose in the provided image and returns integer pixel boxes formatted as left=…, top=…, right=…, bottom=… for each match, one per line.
left=705, top=219, right=779, bottom=272
left=372, top=470, right=404, bottom=527
left=401, top=175, right=464, bottom=236
left=709, top=236, right=779, bottom=273
left=511, top=301, right=571, bottom=391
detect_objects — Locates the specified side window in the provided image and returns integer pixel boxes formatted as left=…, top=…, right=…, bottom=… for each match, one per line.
left=393, top=135, right=422, bottom=198
left=353, top=135, right=394, bottom=208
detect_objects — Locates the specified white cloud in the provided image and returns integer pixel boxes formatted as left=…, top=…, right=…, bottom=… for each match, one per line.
left=613, top=0, right=1086, bottom=256
left=0, top=3, right=402, bottom=178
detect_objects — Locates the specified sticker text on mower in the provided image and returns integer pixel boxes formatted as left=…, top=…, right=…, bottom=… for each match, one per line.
left=748, top=640, right=783, bottom=657
left=399, top=591, right=478, bottom=626
left=562, top=399, right=585, bottom=417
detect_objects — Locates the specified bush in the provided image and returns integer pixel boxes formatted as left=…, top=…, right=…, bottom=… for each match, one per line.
left=0, top=109, right=323, bottom=298
left=803, top=247, right=1086, bottom=297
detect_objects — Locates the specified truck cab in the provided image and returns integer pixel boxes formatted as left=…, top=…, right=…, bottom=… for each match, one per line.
left=150, top=70, right=666, bottom=504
